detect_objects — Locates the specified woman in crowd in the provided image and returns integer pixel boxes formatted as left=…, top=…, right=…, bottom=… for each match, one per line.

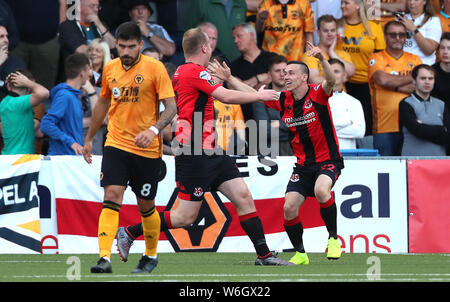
left=397, top=0, right=442, bottom=65
left=83, top=38, right=111, bottom=155
left=88, top=38, right=111, bottom=88
left=336, top=0, right=385, bottom=137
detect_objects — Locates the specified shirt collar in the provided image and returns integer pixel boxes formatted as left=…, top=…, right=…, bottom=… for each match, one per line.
left=275, top=0, right=295, bottom=4
left=413, top=92, right=431, bottom=102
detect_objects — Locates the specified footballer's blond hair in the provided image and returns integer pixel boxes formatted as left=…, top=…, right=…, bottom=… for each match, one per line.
left=182, top=27, right=208, bottom=58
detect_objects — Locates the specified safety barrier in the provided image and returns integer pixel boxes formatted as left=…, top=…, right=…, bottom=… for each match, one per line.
left=1, top=154, right=449, bottom=254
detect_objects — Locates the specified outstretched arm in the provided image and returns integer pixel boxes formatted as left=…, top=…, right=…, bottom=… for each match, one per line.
left=207, top=59, right=257, bottom=93
left=306, top=41, right=335, bottom=95
left=211, top=85, right=279, bottom=105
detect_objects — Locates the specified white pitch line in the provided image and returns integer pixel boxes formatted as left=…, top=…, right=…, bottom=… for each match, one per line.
left=0, top=260, right=65, bottom=263
left=5, top=272, right=450, bottom=279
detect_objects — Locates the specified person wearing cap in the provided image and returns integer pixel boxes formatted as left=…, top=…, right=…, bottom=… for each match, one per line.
left=128, top=0, right=175, bottom=58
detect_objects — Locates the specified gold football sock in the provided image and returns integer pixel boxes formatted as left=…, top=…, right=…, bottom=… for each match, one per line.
left=141, top=206, right=161, bottom=257
left=98, top=200, right=121, bottom=259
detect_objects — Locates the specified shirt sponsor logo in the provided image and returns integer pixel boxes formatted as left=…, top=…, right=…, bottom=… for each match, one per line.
left=113, top=86, right=140, bottom=103
left=284, top=112, right=316, bottom=127
left=264, top=25, right=302, bottom=33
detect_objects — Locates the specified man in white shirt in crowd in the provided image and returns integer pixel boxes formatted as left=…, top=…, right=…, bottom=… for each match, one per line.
left=328, top=58, right=365, bottom=149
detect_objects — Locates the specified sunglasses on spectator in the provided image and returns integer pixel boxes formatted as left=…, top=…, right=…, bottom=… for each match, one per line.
left=386, top=32, right=407, bottom=39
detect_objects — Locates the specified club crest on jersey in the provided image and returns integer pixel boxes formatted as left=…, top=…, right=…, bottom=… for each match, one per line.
left=112, top=87, right=121, bottom=98
left=304, top=99, right=312, bottom=109
left=134, top=74, right=144, bottom=84
left=290, top=173, right=300, bottom=182
left=193, top=187, right=204, bottom=197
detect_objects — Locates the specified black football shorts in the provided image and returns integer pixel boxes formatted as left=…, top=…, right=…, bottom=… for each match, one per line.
left=100, top=146, right=165, bottom=200
left=175, top=154, right=241, bottom=201
left=286, top=160, right=344, bottom=197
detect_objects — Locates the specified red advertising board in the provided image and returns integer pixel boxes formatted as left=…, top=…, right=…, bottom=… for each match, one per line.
left=408, top=160, right=450, bottom=253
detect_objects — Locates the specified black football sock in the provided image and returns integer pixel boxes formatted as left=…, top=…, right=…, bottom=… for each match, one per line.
left=126, top=223, right=143, bottom=239
left=239, top=212, right=271, bottom=258
left=320, top=197, right=337, bottom=239
left=283, top=216, right=305, bottom=253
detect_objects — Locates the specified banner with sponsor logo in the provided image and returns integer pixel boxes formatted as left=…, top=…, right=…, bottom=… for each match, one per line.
left=333, top=160, right=408, bottom=254
left=408, top=160, right=450, bottom=253
left=50, top=155, right=408, bottom=254
left=0, top=155, right=41, bottom=253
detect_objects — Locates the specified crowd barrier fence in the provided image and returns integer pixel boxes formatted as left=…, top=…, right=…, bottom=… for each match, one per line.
left=0, top=154, right=449, bottom=254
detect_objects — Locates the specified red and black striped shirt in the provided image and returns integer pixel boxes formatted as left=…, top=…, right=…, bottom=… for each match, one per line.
left=172, top=63, right=221, bottom=152
left=265, top=84, right=342, bottom=166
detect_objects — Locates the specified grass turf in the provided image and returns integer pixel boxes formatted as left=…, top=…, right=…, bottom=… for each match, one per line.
left=0, top=252, right=449, bottom=283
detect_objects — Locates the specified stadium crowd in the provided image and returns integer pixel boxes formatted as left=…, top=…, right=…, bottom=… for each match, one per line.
left=0, top=0, right=449, bottom=157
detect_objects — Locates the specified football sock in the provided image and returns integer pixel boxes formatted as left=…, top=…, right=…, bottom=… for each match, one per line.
left=320, top=196, right=338, bottom=239
left=98, top=200, right=121, bottom=259
left=239, top=212, right=271, bottom=258
left=126, top=223, right=143, bottom=239
left=141, top=207, right=161, bottom=257
left=283, top=216, right=305, bottom=253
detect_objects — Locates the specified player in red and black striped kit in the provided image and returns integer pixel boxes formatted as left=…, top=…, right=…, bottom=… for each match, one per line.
left=264, top=41, right=343, bottom=265
left=160, top=27, right=293, bottom=266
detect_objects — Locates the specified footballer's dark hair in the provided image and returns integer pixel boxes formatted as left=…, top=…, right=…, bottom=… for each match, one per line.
left=116, top=21, right=142, bottom=42
left=287, top=60, right=310, bottom=79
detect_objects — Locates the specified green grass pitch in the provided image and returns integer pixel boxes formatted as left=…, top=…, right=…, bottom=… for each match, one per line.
left=0, top=252, right=449, bottom=282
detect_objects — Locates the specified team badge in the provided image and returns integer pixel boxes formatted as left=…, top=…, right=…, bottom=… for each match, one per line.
left=304, top=99, right=312, bottom=109
left=290, top=173, right=300, bottom=182
left=134, top=74, right=144, bottom=84
left=112, top=87, right=121, bottom=98
left=193, top=187, right=204, bottom=197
